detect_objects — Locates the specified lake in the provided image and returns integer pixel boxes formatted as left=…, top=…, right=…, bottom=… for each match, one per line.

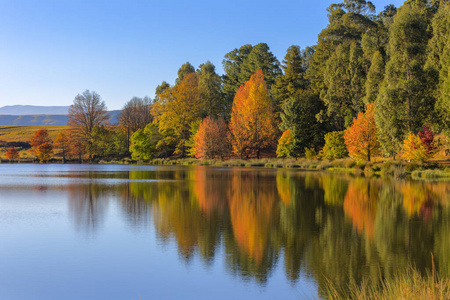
left=0, top=164, right=448, bottom=299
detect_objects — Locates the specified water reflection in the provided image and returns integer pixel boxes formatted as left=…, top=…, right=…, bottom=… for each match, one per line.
left=8, top=166, right=449, bottom=297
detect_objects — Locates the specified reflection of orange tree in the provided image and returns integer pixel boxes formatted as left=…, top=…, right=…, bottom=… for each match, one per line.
left=228, top=171, right=278, bottom=264
left=148, top=169, right=222, bottom=263
left=192, top=168, right=228, bottom=216
left=343, top=178, right=378, bottom=240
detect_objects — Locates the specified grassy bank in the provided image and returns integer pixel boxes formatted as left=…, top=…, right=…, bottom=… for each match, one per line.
left=139, top=157, right=450, bottom=179
left=327, top=265, right=450, bottom=300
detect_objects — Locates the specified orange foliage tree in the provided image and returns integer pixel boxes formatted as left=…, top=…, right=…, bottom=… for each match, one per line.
left=343, top=102, right=380, bottom=161
left=229, top=69, right=276, bottom=158
left=53, top=130, right=70, bottom=163
left=68, top=130, right=86, bottom=162
left=30, top=129, right=53, bottom=163
left=193, top=116, right=230, bottom=159
left=5, top=148, right=19, bottom=160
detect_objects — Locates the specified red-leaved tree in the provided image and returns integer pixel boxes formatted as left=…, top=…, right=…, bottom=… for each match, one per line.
left=418, top=124, right=436, bottom=155
left=6, top=148, right=19, bottom=160
left=30, top=129, right=53, bottom=162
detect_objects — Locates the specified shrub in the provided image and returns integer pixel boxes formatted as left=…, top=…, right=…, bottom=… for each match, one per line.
left=401, top=132, right=429, bottom=162
left=321, top=131, right=348, bottom=159
left=304, top=147, right=316, bottom=159
left=276, top=129, right=294, bottom=158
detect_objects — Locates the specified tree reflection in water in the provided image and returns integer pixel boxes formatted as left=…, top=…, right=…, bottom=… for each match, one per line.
left=65, top=166, right=450, bottom=295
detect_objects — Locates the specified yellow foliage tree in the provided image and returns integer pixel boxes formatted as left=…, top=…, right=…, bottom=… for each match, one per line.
left=402, top=132, right=428, bottom=162
left=276, top=129, right=293, bottom=158
left=152, top=73, right=203, bottom=156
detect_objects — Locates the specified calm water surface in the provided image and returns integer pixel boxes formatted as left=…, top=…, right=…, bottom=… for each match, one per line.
left=0, top=164, right=449, bottom=299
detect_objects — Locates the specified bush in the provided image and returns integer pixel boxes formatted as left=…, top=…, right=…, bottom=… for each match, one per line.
left=405, top=162, right=420, bottom=172
left=401, top=132, right=429, bottom=162
left=321, top=131, right=348, bottom=159
left=304, top=147, right=316, bottom=159
left=276, top=129, right=294, bottom=158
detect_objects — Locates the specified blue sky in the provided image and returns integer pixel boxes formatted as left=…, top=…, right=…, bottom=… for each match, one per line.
left=0, top=0, right=404, bottom=110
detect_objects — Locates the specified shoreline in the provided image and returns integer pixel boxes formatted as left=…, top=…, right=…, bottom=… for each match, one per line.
left=2, top=157, right=450, bottom=180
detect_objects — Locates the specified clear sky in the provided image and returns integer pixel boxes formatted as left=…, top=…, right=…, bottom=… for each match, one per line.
left=0, top=0, right=405, bottom=110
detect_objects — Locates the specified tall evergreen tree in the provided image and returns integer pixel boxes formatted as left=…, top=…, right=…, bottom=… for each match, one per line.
left=222, top=44, right=253, bottom=105
left=238, top=43, right=281, bottom=90
left=279, top=90, right=324, bottom=156
left=308, top=0, right=376, bottom=94
left=155, top=81, right=170, bottom=102
left=197, top=61, right=224, bottom=118
left=375, top=4, right=434, bottom=156
left=426, top=3, right=450, bottom=135
left=364, top=51, right=385, bottom=104
left=176, top=62, right=195, bottom=85
left=271, top=45, right=309, bottom=109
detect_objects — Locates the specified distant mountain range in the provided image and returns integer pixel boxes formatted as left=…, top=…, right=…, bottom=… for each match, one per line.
left=0, top=105, right=71, bottom=115
left=0, top=105, right=120, bottom=126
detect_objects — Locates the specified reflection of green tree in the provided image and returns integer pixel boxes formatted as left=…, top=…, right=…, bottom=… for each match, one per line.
left=435, top=206, right=450, bottom=278
left=96, top=167, right=450, bottom=297
left=321, top=175, right=348, bottom=206
left=276, top=171, right=323, bottom=282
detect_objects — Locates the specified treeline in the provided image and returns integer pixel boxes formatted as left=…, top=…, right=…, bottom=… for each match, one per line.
left=6, top=0, right=450, bottom=163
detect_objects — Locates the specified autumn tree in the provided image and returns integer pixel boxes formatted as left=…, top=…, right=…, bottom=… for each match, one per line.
left=5, top=148, right=19, bottom=161
left=53, top=130, right=70, bottom=163
left=276, top=129, right=293, bottom=158
left=68, top=130, right=85, bottom=162
left=30, top=129, right=53, bottom=163
left=418, top=124, right=436, bottom=156
left=68, top=90, right=110, bottom=159
left=193, top=116, right=230, bottom=159
left=344, top=102, right=380, bottom=161
left=152, top=73, right=203, bottom=156
left=229, top=70, right=277, bottom=158
left=119, top=96, right=152, bottom=149
left=402, top=132, right=428, bottom=162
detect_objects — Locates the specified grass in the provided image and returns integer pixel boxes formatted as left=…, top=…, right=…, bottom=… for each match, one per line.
left=0, top=125, right=68, bottom=159
left=327, top=263, right=450, bottom=300
left=133, top=156, right=450, bottom=179
left=0, top=125, right=67, bottom=142
left=412, top=169, right=450, bottom=180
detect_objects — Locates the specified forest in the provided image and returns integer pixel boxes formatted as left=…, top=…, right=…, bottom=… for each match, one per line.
left=4, top=0, right=450, bottom=165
